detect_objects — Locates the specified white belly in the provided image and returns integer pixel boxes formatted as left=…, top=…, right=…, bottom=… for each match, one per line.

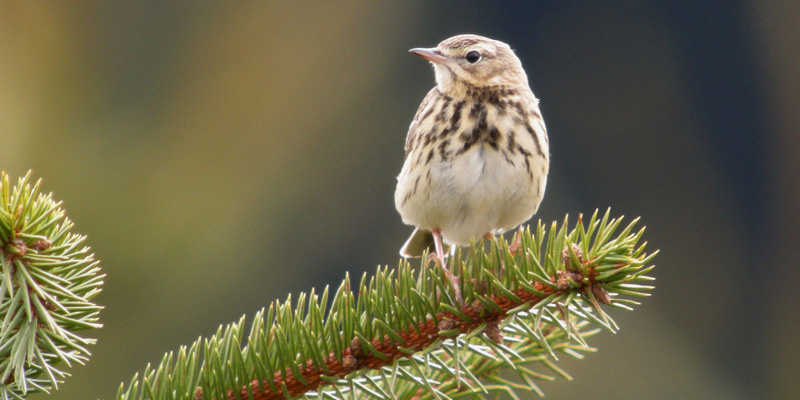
left=395, top=142, right=547, bottom=245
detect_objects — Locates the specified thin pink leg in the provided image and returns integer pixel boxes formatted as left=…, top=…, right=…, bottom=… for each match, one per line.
left=432, top=229, right=446, bottom=263
left=432, top=229, right=463, bottom=305
left=508, top=226, right=524, bottom=255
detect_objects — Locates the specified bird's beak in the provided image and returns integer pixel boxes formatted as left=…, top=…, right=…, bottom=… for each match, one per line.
left=409, top=47, right=448, bottom=64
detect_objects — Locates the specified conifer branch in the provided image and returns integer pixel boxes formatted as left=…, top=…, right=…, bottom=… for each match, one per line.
left=222, top=268, right=602, bottom=400
left=117, top=210, right=655, bottom=400
left=0, top=171, right=104, bottom=398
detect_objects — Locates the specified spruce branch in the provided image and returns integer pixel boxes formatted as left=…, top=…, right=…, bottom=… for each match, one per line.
left=0, top=171, right=104, bottom=398
left=117, top=210, right=655, bottom=400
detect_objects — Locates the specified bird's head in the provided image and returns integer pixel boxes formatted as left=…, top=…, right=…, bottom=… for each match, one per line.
left=410, top=34, right=528, bottom=96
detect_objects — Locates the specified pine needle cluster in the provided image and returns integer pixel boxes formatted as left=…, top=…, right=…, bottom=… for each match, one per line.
left=0, top=172, right=104, bottom=398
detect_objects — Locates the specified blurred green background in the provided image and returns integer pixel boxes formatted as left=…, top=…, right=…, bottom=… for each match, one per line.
left=2, top=1, right=798, bottom=399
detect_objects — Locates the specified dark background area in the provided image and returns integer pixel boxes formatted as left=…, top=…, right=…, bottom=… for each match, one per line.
left=2, top=2, right=798, bottom=399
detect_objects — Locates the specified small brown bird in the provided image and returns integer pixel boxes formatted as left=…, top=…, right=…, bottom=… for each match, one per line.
left=395, top=34, right=550, bottom=302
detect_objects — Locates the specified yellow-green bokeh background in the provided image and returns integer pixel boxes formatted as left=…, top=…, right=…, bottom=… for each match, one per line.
left=2, top=2, right=798, bottom=399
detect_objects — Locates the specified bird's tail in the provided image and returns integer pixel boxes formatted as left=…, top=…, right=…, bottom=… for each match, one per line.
left=399, top=227, right=453, bottom=258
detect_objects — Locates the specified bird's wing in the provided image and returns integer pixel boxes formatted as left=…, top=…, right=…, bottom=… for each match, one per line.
left=404, top=87, right=442, bottom=159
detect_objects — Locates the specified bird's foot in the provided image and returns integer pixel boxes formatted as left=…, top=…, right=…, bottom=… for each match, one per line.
left=508, top=226, right=524, bottom=256
left=430, top=254, right=463, bottom=306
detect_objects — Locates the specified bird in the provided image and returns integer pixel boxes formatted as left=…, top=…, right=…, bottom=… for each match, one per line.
left=394, top=34, right=550, bottom=303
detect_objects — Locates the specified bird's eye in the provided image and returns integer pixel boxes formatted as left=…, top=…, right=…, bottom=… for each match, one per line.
left=465, top=50, right=481, bottom=64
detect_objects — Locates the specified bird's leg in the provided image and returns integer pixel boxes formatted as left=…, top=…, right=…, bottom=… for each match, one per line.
left=432, top=229, right=463, bottom=305
left=508, top=226, right=524, bottom=256
left=485, top=233, right=507, bottom=278
left=491, top=227, right=525, bottom=280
